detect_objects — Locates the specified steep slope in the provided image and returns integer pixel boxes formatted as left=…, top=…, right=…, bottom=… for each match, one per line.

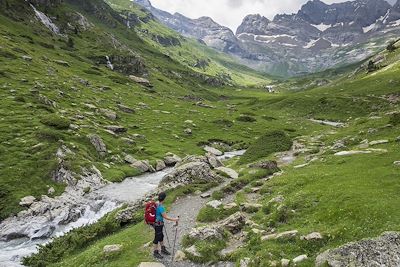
left=0, top=0, right=271, bottom=222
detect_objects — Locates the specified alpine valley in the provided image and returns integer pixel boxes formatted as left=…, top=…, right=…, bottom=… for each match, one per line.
left=0, top=0, right=400, bottom=267
left=136, top=0, right=400, bottom=76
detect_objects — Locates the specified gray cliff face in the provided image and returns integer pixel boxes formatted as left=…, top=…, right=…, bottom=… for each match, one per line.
left=135, top=0, right=400, bottom=76
left=133, top=0, right=242, bottom=53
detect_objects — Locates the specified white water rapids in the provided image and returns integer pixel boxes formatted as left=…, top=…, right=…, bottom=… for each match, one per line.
left=0, top=152, right=243, bottom=266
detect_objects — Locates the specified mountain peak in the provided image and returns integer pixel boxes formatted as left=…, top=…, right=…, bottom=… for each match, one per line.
left=236, top=14, right=270, bottom=35
left=134, top=0, right=152, bottom=8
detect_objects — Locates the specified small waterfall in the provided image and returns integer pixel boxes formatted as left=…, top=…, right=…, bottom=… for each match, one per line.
left=105, top=56, right=114, bottom=70
left=30, top=4, right=60, bottom=35
left=127, top=19, right=131, bottom=29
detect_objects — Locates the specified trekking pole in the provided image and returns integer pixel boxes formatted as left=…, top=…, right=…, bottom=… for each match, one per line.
left=171, top=216, right=180, bottom=264
left=163, top=224, right=172, bottom=248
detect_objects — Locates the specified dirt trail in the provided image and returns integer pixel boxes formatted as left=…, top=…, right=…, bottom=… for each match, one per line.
left=159, top=180, right=234, bottom=267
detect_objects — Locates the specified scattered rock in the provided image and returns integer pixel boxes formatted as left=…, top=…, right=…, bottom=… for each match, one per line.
left=124, top=155, right=138, bottom=164
left=161, top=161, right=219, bottom=187
left=88, top=134, right=107, bottom=156
left=276, top=230, right=298, bottom=239
left=155, top=160, right=166, bottom=171
left=206, top=153, right=224, bottom=168
left=164, top=153, right=181, bottom=166
left=281, top=259, right=290, bottom=267
left=22, top=55, right=32, bottom=61
left=240, top=203, right=262, bottom=213
left=215, top=167, right=238, bottom=179
left=103, top=244, right=122, bottom=255
left=240, top=257, right=251, bottom=267
left=334, top=150, right=372, bottom=156
left=131, top=160, right=154, bottom=173
left=101, top=109, right=117, bottom=121
left=104, top=125, right=127, bottom=134
left=250, top=160, right=280, bottom=172
left=47, top=187, right=55, bottom=195
left=394, top=161, right=400, bottom=166
left=19, top=196, right=36, bottom=207
left=117, top=104, right=135, bottom=113
left=207, top=200, right=223, bottom=209
left=174, top=250, right=186, bottom=262
left=185, top=245, right=201, bottom=257
left=293, top=254, right=308, bottom=264
left=204, top=146, right=223, bottom=156
left=138, top=262, right=165, bottom=267
left=220, top=212, right=246, bottom=234
left=54, top=60, right=70, bottom=67
left=316, top=232, right=400, bottom=267
left=369, top=140, right=389, bottom=146
left=301, top=232, right=323, bottom=241
left=184, top=128, right=192, bottom=135
left=200, top=192, right=211, bottom=198
left=223, top=203, right=238, bottom=210
left=129, top=75, right=152, bottom=87
left=188, top=226, right=224, bottom=241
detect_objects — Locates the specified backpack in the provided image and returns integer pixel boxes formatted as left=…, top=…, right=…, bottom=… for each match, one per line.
left=144, top=201, right=157, bottom=225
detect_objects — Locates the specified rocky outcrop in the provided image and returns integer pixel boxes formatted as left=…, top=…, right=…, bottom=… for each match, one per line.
left=316, top=232, right=400, bottom=267
left=88, top=134, right=107, bottom=156
left=187, top=212, right=246, bottom=242
left=103, top=244, right=122, bottom=255
left=129, top=75, right=152, bottom=87
left=160, top=161, right=220, bottom=188
left=0, top=166, right=109, bottom=241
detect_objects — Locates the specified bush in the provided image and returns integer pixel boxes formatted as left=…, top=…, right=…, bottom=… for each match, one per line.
left=389, top=113, right=400, bottom=125
left=237, top=115, right=256, bottom=122
left=239, top=130, right=292, bottom=164
left=40, top=114, right=71, bottom=130
left=261, top=115, right=277, bottom=121
left=36, top=128, right=63, bottom=142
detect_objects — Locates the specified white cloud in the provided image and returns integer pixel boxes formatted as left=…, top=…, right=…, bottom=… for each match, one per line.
left=149, top=0, right=396, bottom=32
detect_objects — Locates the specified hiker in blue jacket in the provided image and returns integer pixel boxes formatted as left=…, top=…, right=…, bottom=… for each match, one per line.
left=153, top=192, right=179, bottom=259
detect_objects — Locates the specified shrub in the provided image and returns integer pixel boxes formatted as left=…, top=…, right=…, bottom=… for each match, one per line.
left=40, top=114, right=71, bottom=130
left=239, top=130, right=292, bottom=164
left=261, top=115, right=277, bottom=121
left=237, top=115, right=256, bottom=122
left=36, top=128, right=63, bottom=142
left=389, top=113, right=400, bottom=125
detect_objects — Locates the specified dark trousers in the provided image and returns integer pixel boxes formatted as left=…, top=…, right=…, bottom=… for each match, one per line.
left=153, top=223, right=164, bottom=245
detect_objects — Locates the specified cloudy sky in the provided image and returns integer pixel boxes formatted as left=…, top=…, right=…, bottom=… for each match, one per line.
left=150, top=0, right=396, bottom=32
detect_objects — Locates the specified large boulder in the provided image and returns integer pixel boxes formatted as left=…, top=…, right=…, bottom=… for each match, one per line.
left=204, top=146, right=223, bottom=156
left=250, top=160, right=280, bottom=172
left=188, top=226, right=224, bottom=241
left=215, top=167, right=238, bottom=179
left=315, top=232, right=400, bottom=267
left=129, top=75, right=152, bottom=87
left=103, top=244, right=122, bottom=255
left=160, top=161, right=219, bottom=187
left=19, top=196, right=36, bottom=207
left=88, top=134, right=107, bottom=156
left=163, top=153, right=181, bottom=166
left=220, top=212, right=247, bottom=234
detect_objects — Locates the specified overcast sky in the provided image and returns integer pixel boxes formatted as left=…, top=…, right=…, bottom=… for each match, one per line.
left=150, top=0, right=396, bottom=32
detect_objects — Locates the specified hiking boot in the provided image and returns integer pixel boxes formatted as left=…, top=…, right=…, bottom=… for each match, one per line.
left=161, top=246, right=171, bottom=255
left=153, top=250, right=163, bottom=259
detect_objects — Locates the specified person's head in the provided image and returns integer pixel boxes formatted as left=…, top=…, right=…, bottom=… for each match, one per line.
left=158, top=192, right=166, bottom=203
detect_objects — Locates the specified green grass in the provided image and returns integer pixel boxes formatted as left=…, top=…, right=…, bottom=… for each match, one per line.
left=197, top=205, right=239, bottom=223
left=239, top=130, right=293, bottom=164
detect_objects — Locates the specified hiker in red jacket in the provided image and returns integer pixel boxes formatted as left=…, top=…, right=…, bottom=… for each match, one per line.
left=152, top=192, right=179, bottom=259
